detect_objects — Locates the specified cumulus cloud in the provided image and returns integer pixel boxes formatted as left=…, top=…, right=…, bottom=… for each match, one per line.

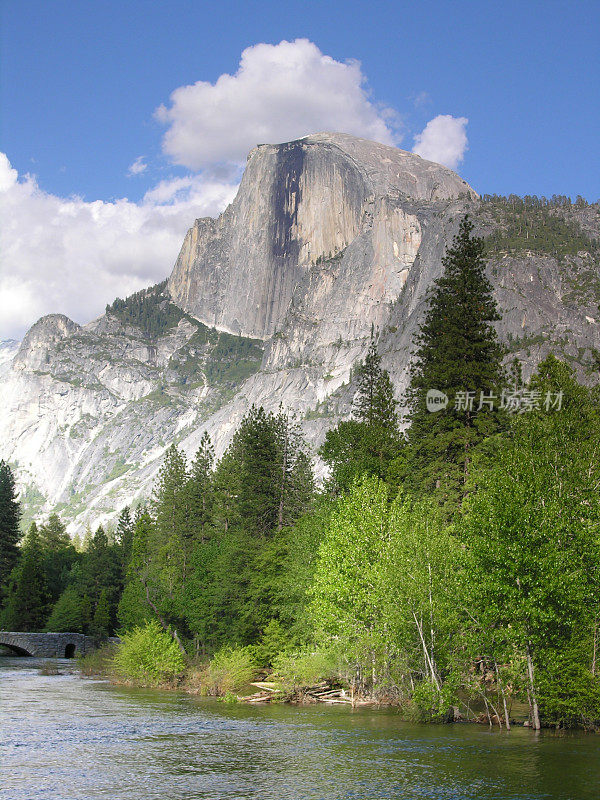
left=413, top=115, right=469, bottom=169
left=0, top=154, right=237, bottom=340
left=156, top=38, right=398, bottom=169
left=1, top=41, right=474, bottom=340
left=127, top=156, right=148, bottom=176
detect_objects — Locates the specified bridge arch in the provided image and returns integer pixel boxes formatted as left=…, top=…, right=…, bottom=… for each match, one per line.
left=0, top=634, right=36, bottom=656
left=0, top=631, right=101, bottom=658
left=64, top=642, right=76, bottom=658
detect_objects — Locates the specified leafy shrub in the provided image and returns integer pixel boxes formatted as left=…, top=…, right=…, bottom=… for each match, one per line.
left=112, top=620, right=185, bottom=686
left=272, top=649, right=339, bottom=690
left=78, top=642, right=118, bottom=676
left=206, top=646, right=257, bottom=695
left=537, top=648, right=600, bottom=728
left=407, top=679, right=457, bottom=723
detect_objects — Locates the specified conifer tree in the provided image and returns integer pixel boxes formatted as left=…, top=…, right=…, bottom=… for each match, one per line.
left=115, top=506, right=134, bottom=568
left=187, top=433, right=215, bottom=541
left=45, top=587, right=86, bottom=633
left=354, top=339, right=398, bottom=431
left=234, top=406, right=281, bottom=536
left=0, top=460, right=21, bottom=593
left=404, top=216, right=505, bottom=505
left=77, top=525, right=121, bottom=625
left=91, top=588, right=111, bottom=640
left=320, top=339, right=400, bottom=491
left=152, top=445, right=191, bottom=578
left=0, top=523, right=48, bottom=631
left=39, top=512, right=78, bottom=607
left=273, top=409, right=314, bottom=531
left=39, top=513, right=70, bottom=550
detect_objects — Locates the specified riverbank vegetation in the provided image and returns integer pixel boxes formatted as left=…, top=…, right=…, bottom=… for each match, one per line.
left=2, top=218, right=600, bottom=729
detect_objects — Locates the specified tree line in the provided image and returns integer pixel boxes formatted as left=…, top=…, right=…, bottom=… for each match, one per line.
left=2, top=217, right=599, bottom=728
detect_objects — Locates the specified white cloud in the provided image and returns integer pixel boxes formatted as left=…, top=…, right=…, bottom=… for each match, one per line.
left=156, top=38, right=398, bottom=170
left=127, top=156, right=148, bottom=177
left=413, top=115, right=469, bottom=169
left=0, top=154, right=237, bottom=340
left=0, top=41, right=474, bottom=341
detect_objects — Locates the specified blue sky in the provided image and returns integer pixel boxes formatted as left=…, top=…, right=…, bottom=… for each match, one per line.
left=0, top=0, right=599, bottom=338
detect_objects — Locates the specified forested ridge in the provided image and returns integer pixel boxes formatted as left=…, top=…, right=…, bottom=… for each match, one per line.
left=2, top=218, right=600, bottom=730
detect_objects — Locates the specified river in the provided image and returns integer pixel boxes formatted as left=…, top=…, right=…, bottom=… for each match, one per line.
left=1, top=656, right=599, bottom=800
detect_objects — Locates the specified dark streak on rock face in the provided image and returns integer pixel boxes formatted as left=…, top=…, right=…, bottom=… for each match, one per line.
left=271, top=141, right=305, bottom=262
left=265, top=142, right=305, bottom=333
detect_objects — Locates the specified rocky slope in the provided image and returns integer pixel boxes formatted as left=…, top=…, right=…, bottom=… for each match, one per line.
left=1, top=133, right=598, bottom=531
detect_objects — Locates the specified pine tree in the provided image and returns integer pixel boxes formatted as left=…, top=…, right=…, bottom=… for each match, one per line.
left=0, top=523, right=48, bottom=631
left=273, top=409, right=314, bottom=531
left=39, top=513, right=70, bottom=549
left=404, top=216, right=505, bottom=506
left=39, top=512, right=78, bottom=607
left=354, top=339, right=398, bottom=430
left=115, top=506, right=134, bottom=568
left=90, top=588, right=111, bottom=640
left=0, top=460, right=21, bottom=593
left=77, top=525, right=121, bottom=622
left=320, top=339, right=400, bottom=491
left=45, top=587, right=86, bottom=633
left=235, top=406, right=281, bottom=537
left=152, top=445, right=191, bottom=590
left=187, top=433, right=215, bottom=542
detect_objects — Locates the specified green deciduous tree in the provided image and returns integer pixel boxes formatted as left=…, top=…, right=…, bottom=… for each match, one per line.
left=310, top=475, right=391, bottom=692
left=460, top=356, right=600, bottom=728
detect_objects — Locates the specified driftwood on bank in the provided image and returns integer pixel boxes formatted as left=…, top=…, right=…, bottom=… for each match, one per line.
left=239, top=680, right=353, bottom=704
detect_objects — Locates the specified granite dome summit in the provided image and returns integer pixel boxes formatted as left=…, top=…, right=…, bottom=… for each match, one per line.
left=168, top=132, right=477, bottom=339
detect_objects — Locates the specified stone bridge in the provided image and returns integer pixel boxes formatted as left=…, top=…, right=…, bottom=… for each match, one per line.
left=0, top=631, right=97, bottom=658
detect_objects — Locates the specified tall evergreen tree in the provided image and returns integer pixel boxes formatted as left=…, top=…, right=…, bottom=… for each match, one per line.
left=39, top=513, right=78, bottom=607
left=45, top=587, right=86, bottom=633
left=39, top=513, right=70, bottom=550
left=187, top=433, right=215, bottom=542
left=233, top=406, right=281, bottom=537
left=76, top=525, right=122, bottom=634
left=90, top=588, right=111, bottom=640
left=354, top=339, right=398, bottom=431
left=0, top=523, right=48, bottom=631
left=404, top=215, right=505, bottom=505
left=115, top=506, right=134, bottom=568
left=0, top=460, right=21, bottom=594
left=273, top=410, right=314, bottom=531
left=152, top=445, right=191, bottom=580
left=320, top=339, right=400, bottom=491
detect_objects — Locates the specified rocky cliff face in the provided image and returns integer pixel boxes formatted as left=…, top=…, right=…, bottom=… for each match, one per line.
left=1, top=133, right=598, bottom=531
left=168, top=133, right=475, bottom=339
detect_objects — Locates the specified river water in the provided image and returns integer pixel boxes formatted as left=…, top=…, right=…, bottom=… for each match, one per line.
left=1, top=657, right=599, bottom=800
